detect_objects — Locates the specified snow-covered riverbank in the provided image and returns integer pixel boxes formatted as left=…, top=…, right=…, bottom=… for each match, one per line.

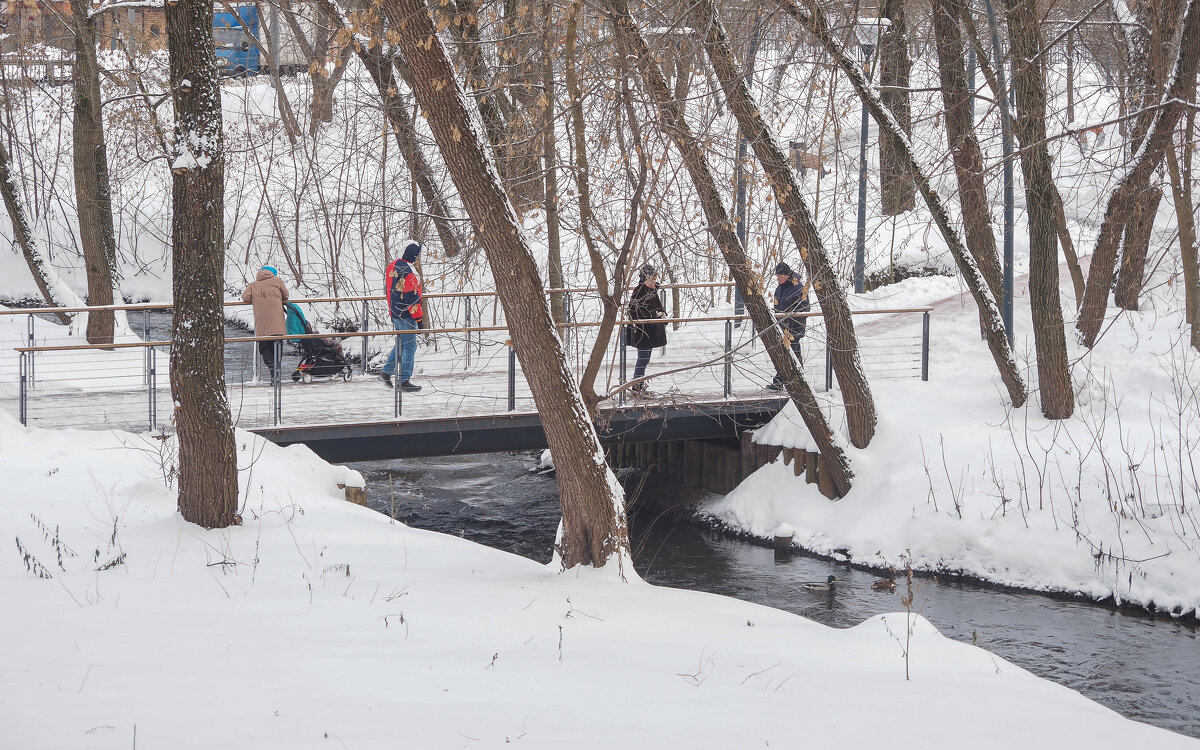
left=3, top=413, right=1198, bottom=748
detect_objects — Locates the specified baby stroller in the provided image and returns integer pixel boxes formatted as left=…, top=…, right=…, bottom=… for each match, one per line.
left=285, top=302, right=354, bottom=384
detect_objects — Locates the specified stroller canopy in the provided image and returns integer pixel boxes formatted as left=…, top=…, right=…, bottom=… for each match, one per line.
left=285, top=302, right=311, bottom=343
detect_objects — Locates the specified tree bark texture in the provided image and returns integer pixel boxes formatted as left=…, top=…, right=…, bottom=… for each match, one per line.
left=1166, top=134, right=1198, bottom=348
left=1003, top=0, right=1074, bottom=419
left=0, top=138, right=72, bottom=323
left=931, top=0, right=1003, bottom=301
left=694, top=0, right=877, bottom=449
left=878, top=0, right=916, bottom=214
left=69, top=0, right=118, bottom=345
left=782, top=0, right=1028, bottom=409
left=1076, top=0, right=1200, bottom=348
left=166, top=0, right=240, bottom=529
left=382, top=0, right=631, bottom=570
left=608, top=0, right=854, bottom=496
left=1114, top=186, right=1163, bottom=310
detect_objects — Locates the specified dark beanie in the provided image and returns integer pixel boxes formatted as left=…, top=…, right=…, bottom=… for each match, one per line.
left=775, top=262, right=792, bottom=276
left=402, top=242, right=422, bottom=263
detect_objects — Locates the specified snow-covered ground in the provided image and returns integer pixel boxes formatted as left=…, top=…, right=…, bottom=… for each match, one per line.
left=704, top=261, right=1200, bottom=618
left=4, top=412, right=1198, bottom=748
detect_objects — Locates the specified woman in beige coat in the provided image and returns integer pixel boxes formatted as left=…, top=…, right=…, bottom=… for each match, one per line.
left=242, top=266, right=289, bottom=381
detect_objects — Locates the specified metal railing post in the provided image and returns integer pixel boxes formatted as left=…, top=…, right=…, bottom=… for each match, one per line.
left=507, top=342, right=516, bottom=411
left=361, top=300, right=370, bottom=375
left=393, top=335, right=401, bottom=418
left=142, top=310, right=150, bottom=385
left=825, top=336, right=833, bottom=392
left=562, top=291, right=572, bottom=346
left=148, top=346, right=157, bottom=431
left=273, top=339, right=282, bottom=426
left=724, top=319, right=733, bottom=398
left=19, top=351, right=27, bottom=426
left=619, top=328, right=627, bottom=407
left=26, top=314, right=35, bottom=386
left=465, top=295, right=473, bottom=369
left=921, top=310, right=931, bottom=382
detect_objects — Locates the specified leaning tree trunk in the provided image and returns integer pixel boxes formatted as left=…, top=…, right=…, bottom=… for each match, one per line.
left=1076, top=0, right=1200, bottom=348
left=1113, top=186, right=1163, bottom=310
left=382, top=0, right=631, bottom=570
left=1111, top=0, right=1185, bottom=311
left=693, top=0, right=878, bottom=449
left=1004, top=0, right=1074, bottom=419
left=69, top=0, right=118, bottom=345
left=930, top=0, right=1002, bottom=301
left=608, top=0, right=854, bottom=496
left=166, top=0, right=240, bottom=529
left=878, top=0, right=916, bottom=214
left=782, top=0, right=1028, bottom=409
left=0, top=138, right=72, bottom=324
left=1166, top=119, right=1198, bottom=349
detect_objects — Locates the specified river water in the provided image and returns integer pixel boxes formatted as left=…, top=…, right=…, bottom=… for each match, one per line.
left=348, top=451, right=1200, bottom=740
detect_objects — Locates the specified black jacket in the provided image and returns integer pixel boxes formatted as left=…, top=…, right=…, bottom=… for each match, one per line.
left=773, top=275, right=809, bottom=338
left=625, top=284, right=668, bottom=349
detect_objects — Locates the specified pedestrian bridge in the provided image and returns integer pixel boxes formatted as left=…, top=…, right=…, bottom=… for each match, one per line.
left=1, top=288, right=930, bottom=461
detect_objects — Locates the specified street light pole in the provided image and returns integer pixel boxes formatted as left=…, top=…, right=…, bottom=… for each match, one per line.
left=853, top=43, right=874, bottom=294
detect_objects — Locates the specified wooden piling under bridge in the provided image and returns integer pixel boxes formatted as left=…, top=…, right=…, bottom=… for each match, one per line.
left=604, top=430, right=841, bottom=500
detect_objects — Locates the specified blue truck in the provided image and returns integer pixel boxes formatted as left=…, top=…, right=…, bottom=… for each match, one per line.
left=213, top=4, right=309, bottom=77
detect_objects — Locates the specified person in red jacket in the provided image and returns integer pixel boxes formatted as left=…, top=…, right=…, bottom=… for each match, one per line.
left=381, top=242, right=424, bottom=392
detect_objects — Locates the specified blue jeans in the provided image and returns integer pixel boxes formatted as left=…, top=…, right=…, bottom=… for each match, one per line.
left=633, top=348, right=653, bottom=379
left=382, top=316, right=419, bottom=382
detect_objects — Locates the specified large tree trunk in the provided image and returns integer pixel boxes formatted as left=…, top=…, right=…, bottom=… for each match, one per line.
left=1076, top=0, right=1200, bottom=348
left=1113, top=186, right=1163, bottom=310
left=382, top=0, right=631, bottom=570
left=693, top=0, right=878, bottom=449
left=782, top=0, right=1028, bottom=409
left=166, top=0, right=240, bottom=529
left=0, top=138, right=72, bottom=324
left=1003, top=0, right=1074, bottom=419
left=608, top=0, right=854, bottom=496
left=878, top=0, right=915, bottom=214
left=69, top=0, right=118, bottom=345
left=930, top=0, right=1002, bottom=301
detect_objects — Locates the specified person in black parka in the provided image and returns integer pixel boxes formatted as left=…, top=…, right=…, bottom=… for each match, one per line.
left=625, top=263, right=668, bottom=393
left=768, top=261, right=810, bottom=391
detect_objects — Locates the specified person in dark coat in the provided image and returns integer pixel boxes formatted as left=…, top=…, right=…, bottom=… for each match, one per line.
left=625, top=263, right=668, bottom=394
left=242, top=265, right=289, bottom=382
left=768, top=261, right=810, bottom=391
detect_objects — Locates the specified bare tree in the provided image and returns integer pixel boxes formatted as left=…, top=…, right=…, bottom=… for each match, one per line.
left=1165, top=111, right=1198, bottom=350
left=69, top=0, right=120, bottom=344
left=0, top=137, right=71, bottom=323
left=607, top=0, right=855, bottom=496
left=381, top=0, right=631, bottom=569
left=878, top=0, right=915, bottom=214
left=693, top=0, right=878, bottom=449
left=1077, top=0, right=1200, bottom=348
left=781, top=0, right=1029, bottom=409
left=1003, top=0, right=1074, bottom=419
left=166, top=0, right=240, bottom=528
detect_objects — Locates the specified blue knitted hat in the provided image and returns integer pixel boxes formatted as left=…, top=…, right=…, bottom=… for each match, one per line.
left=261, top=265, right=279, bottom=277
left=401, top=242, right=422, bottom=263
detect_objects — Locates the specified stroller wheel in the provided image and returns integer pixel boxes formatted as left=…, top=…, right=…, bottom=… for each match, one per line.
left=291, top=370, right=300, bottom=382
left=301, top=373, right=313, bottom=384
left=342, top=369, right=352, bottom=382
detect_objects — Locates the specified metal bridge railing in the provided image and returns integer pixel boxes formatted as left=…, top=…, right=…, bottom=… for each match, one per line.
left=5, top=303, right=931, bottom=432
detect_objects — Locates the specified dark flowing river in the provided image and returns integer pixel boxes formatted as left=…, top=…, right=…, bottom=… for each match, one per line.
left=348, top=451, right=1200, bottom=740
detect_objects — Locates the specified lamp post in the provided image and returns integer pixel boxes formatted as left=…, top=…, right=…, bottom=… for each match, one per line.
left=852, top=18, right=888, bottom=294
